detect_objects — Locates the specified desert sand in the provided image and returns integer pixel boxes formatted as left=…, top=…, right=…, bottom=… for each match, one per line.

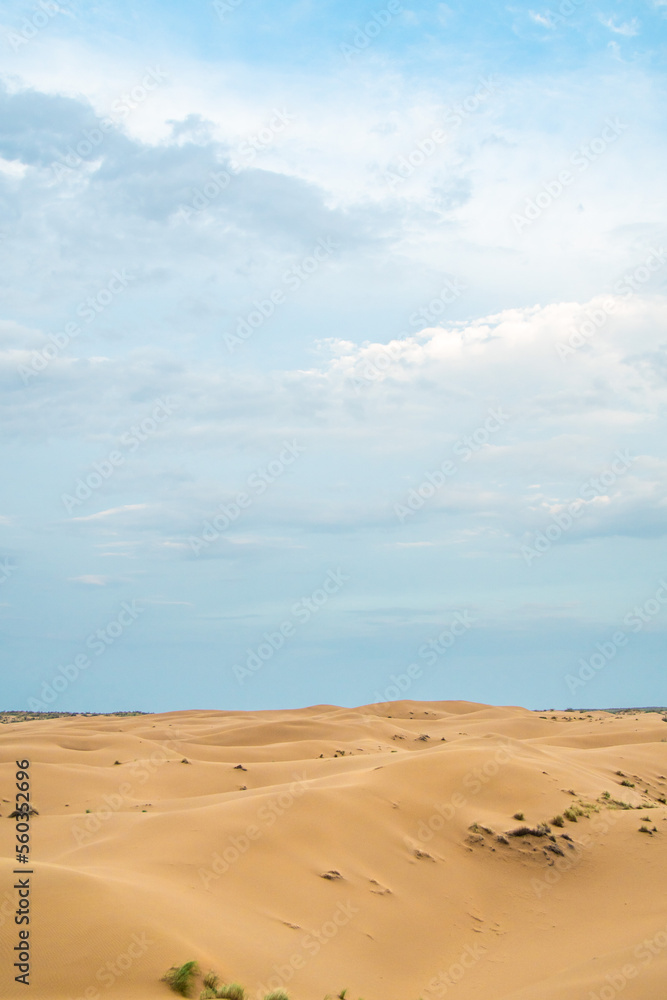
left=1, top=701, right=667, bottom=1000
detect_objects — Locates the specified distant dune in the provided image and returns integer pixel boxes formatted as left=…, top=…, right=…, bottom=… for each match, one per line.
left=1, top=701, right=667, bottom=999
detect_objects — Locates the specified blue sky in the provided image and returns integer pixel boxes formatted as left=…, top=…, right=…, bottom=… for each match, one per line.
left=1, top=0, right=666, bottom=713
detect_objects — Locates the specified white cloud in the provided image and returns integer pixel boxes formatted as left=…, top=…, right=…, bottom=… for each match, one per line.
left=68, top=574, right=110, bottom=585
left=528, top=11, right=554, bottom=28
left=69, top=504, right=150, bottom=522
left=599, top=15, right=640, bottom=36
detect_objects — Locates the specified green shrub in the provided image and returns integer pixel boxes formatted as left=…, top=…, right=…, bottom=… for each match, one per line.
left=203, top=973, right=219, bottom=991
left=513, top=812, right=525, bottom=821
left=621, top=779, right=635, bottom=787
left=551, top=815, right=564, bottom=827
left=162, top=962, right=199, bottom=997
left=564, top=808, right=578, bottom=822
left=218, top=985, right=245, bottom=1000
left=264, top=992, right=290, bottom=1000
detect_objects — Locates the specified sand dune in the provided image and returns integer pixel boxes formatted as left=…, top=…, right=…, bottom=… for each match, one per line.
left=1, top=702, right=666, bottom=999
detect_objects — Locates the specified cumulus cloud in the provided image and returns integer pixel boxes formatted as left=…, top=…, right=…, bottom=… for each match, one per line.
left=2, top=290, right=665, bottom=558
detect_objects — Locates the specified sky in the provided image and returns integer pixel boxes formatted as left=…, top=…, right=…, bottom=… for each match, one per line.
left=1, top=0, right=666, bottom=713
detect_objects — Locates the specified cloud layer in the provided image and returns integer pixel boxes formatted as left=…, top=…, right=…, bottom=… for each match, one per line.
left=1, top=0, right=667, bottom=711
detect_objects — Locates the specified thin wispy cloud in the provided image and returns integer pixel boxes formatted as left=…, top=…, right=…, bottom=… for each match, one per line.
left=599, top=14, right=640, bottom=36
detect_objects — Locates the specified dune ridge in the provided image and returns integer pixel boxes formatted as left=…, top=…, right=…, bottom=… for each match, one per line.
left=1, top=701, right=666, bottom=999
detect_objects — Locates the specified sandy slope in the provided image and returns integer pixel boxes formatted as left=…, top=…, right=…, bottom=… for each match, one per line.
left=1, top=702, right=667, bottom=1000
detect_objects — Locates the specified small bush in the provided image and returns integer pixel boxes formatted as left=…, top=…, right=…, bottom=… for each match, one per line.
left=264, top=992, right=290, bottom=1000
left=551, top=815, right=564, bottom=828
left=621, top=779, right=635, bottom=787
left=203, top=973, right=220, bottom=991
left=513, top=812, right=525, bottom=821
left=218, top=985, right=245, bottom=1000
left=162, top=962, right=199, bottom=997
left=9, top=807, right=38, bottom=818
left=564, top=808, right=578, bottom=822
left=639, top=825, right=652, bottom=834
